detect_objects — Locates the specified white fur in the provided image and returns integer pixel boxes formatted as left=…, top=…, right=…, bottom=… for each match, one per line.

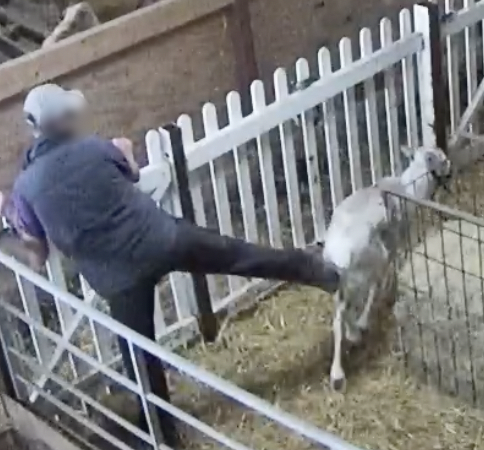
left=322, top=145, right=451, bottom=391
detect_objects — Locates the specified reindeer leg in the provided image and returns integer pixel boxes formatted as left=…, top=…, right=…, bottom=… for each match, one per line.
left=356, top=283, right=377, bottom=331
left=384, top=262, right=395, bottom=291
left=344, top=318, right=362, bottom=344
left=330, top=291, right=346, bottom=391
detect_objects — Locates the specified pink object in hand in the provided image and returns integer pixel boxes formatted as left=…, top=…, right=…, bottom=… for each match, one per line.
left=111, top=137, right=133, bottom=152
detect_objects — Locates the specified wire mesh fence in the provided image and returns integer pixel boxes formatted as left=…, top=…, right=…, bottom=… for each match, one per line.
left=384, top=173, right=484, bottom=408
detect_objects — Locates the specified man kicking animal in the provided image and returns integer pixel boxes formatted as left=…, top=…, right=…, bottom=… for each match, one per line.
left=0, top=83, right=340, bottom=447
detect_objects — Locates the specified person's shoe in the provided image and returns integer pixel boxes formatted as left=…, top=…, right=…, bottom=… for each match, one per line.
left=137, top=410, right=181, bottom=448
left=304, top=250, right=340, bottom=293
left=320, top=259, right=340, bottom=293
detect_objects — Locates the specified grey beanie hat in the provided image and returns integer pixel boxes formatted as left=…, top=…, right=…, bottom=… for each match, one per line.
left=23, top=83, right=86, bottom=135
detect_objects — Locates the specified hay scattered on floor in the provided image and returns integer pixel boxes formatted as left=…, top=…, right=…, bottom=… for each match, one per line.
left=174, top=158, right=484, bottom=450
left=178, top=286, right=484, bottom=450
left=96, top=157, right=484, bottom=449
left=437, top=151, right=484, bottom=216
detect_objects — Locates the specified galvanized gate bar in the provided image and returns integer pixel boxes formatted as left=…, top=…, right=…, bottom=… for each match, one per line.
left=449, top=76, right=484, bottom=148
left=13, top=350, right=255, bottom=450
left=0, top=252, right=368, bottom=450
left=28, top=286, right=97, bottom=404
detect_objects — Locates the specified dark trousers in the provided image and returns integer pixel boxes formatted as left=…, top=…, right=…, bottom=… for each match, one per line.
left=107, top=276, right=178, bottom=446
left=168, top=217, right=333, bottom=288
left=106, top=217, right=337, bottom=446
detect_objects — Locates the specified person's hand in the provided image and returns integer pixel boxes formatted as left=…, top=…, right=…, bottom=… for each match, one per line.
left=111, top=137, right=134, bottom=161
left=111, top=137, right=140, bottom=182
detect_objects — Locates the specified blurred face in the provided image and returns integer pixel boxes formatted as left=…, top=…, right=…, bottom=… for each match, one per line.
left=43, top=108, right=86, bottom=139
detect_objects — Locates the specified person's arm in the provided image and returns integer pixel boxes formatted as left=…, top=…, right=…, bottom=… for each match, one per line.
left=0, top=191, right=48, bottom=271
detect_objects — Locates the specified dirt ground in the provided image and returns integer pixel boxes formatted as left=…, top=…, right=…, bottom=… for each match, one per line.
left=177, top=286, right=484, bottom=450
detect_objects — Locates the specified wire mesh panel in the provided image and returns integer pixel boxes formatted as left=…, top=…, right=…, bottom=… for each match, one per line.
left=385, top=186, right=484, bottom=408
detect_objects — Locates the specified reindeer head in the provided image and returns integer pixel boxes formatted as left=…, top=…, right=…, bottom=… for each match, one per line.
left=401, top=145, right=452, bottom=192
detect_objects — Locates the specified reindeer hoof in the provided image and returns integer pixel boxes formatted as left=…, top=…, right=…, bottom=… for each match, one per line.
left=330, top=376, right=346, bottom=392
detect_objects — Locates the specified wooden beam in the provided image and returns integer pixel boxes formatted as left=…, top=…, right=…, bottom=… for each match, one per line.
left=419, top=1, right=448, bottom=152
left=0, top=0, right=233, bottom=103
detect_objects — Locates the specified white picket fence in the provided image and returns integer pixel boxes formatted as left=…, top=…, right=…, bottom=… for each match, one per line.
left=0, top=1, right=484, bottom=449
left=165, top=5, right=427, bottom=334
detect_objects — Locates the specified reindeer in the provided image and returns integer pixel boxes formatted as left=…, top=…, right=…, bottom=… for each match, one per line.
left=322, top=145, right=451, bottom=391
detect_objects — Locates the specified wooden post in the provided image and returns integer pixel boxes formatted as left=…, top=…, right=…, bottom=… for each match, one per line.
left=164, top=123, right=218, bottom=342
left=417, top=1, right=448, bottom=153
left=227, top=0, right=259, bottom=115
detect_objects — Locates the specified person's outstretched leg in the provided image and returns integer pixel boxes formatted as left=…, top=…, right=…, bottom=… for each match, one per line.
left=168, top=218, right=339, bottom=292
left=107, top=278, right=179, bottom=447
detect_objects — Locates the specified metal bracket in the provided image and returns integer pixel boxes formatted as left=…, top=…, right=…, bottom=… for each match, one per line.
left=459, top=131, right=484, bottom=145
left=135, top=130, right=173, bottom=203
left=441, top=11, right=455, bottom=23
left=135, top=158, right=172, bottom=203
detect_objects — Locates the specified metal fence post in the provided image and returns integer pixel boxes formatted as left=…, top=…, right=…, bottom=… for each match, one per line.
left=0, top=319, right=17, bottom=400
left=415, top=1, right=448, bottom=153
left=164, top=123, right=218, bottom=342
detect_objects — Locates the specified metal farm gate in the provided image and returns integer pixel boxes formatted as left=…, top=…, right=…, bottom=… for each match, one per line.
left=0, top=1, right=483, bottom=449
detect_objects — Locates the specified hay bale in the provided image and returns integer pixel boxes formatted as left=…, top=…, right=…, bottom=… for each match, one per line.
left=395, top=219, right=484, bottom=405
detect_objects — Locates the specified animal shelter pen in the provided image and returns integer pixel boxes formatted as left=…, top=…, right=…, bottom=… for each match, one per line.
left=2, top=1, right=484, bottom=449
